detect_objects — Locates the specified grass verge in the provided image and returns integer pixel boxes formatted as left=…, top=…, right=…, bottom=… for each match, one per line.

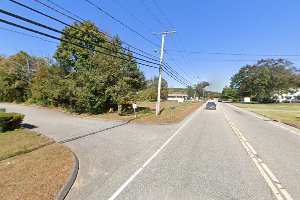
left=92, top=101, right=204, bottom=124
left=233, top=103, right=300, bottom=129
left=0, top=129, right=73, bottom=200
left=0, top=129, right=53, bottom=160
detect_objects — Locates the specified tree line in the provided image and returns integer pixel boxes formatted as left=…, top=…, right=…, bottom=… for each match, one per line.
left=0, top=21, right=168, bottom=114
left=222, top=59, right=300, bottom=103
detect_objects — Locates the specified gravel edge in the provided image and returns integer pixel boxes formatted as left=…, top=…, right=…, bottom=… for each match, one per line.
left=56, top=150, right=79, bottom=200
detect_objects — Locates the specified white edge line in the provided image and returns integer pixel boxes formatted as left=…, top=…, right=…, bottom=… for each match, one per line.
left=228, top=103, right=300, bottom=135
left=108, top=104, right=204, bottom=200
left=222, top=107, right=294, bottom=200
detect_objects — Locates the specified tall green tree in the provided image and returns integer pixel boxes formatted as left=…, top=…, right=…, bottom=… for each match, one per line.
left=186, top=86, right=194, bottom=98
left=0, top=51, right=38, bottom=102
left=52, top=22, right=146, bottom=114
left=195, top=81, right=209, bottom=98
left=138, top=76, right=168, bottom=101
left=221, top=86, right=238, bottom=100
left=54, top=21, right=107, bottom=73
left=230, top=59, right=298, bottom=102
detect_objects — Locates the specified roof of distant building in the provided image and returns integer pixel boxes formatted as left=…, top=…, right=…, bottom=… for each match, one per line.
left=168, top=94, right=189, bottom=97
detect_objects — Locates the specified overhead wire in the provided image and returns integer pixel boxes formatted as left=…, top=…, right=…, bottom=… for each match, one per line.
left=0, top=25, right=58, bottom=44
left=31, top=0, right=160, bottom=61
left=44, top=0, right=85, bottom=21
left=3, top=1, right=191, bottom=86
left=111, top=0, right=161, bottom=42
left=139, top=0, right=196, bottom=81
left=163, top=66, right=190, bottom=85
left=35, top=0, right=192, bottom=86
left=0, top=18, right=159, bottom=69
left=151, top=0, right=199, bottom=77
left=0, top=9, right=161, bottom=67
left=162, top=67, right=188, bottom=86
left=83, top=0, right=160, bottom=48
left=9, top=0, right=160, bottom=64
left=167, top=50, right=300, bottom=57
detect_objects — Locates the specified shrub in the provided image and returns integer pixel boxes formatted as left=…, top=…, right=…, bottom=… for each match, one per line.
left=0, top=113, right=25, bottom=133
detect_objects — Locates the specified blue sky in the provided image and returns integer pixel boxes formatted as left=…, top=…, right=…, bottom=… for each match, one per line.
left=1, top=0, right=300, bottom=91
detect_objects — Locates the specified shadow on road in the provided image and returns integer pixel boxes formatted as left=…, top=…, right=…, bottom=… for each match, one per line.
left=58, top=120, right=131, bottom=144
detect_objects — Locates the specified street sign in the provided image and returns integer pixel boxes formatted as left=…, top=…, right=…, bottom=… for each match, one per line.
left=132, top=104, right=137, bottom=118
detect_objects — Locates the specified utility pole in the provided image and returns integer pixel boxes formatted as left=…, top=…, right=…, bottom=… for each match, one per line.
left=153, top=31, right=176, bottom=115
left=194, top=76, right=199, bottom=101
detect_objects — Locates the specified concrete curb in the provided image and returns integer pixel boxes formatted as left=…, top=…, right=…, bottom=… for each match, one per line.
left=56, top=151, right=79, bottom=200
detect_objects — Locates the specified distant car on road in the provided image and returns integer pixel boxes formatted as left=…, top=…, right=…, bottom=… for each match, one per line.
left=206, top=102, right=216, bottom=110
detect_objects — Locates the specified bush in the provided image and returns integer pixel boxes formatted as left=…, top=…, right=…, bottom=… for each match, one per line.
left=0, top=113, right=25, bottom=133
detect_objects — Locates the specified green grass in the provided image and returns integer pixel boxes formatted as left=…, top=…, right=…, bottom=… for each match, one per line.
left=0, top=131, right=73, bottom=200
left=0, top=129, right=53, bottom=160
left=92, top=101, right=203, bottom=124
left=233, top=103, right=300, bottom=129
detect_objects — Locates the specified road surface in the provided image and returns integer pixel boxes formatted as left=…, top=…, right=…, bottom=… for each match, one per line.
left=1, top=102, right=299, bottom=200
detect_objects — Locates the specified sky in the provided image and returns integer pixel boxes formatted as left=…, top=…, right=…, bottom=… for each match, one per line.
left=1, top=0, right=300, bottom=92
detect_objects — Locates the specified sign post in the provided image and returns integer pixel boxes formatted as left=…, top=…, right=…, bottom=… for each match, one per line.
left=170, top=106, right=176, bottom=117
left=132, top=103, right=137, bottom=119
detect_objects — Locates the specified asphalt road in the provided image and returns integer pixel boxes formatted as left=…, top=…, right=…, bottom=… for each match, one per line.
left=1, top=102, right=299, bottom=200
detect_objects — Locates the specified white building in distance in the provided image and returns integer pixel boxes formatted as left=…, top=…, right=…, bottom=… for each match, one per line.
left=274, top=88, right=300, bottom=103
left=167, top=94, right=189, bottom=102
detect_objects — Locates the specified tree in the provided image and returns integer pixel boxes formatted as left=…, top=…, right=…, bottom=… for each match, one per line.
left=53, top=22, right=146, bottom=114
left=0, top=51, right=38, bottom=102
left=138, top=76, right=168, bottom=101
left=230, top=59, right=298, bottom=102
left=54, top=21, right=107, bottom=73
left=186, top=86, right=194, bottom=98
left=296, top=73, right=300, bottom=87
left=1, top=22, right=147, bottom=114
left=30, top=65, right=70, bottom=108
left=195, top=81, right=209, bottom=98
left=221, top=86, right=238, bottom=100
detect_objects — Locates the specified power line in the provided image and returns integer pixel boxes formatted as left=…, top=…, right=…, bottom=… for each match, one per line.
left=30, top=1, right=191, bottom=86
left=152, top=0, right=176, bottom=30
left=162, top=67, right=188, bottom=87
left=163, top=54, right=194, bottom=79
left=112, top=0, right=160, bottom=41
left=0, top=18, right=159, bottom=69
left=82, top=0, right=192, bottom=86
left=167, top=50, right=300, bottom=57
left=191, top=59, right=300, bottom=62
left=83, top=0, right=160, bottom=48
left=151, top=0, right=199, bottom=76
left=9, top=0, right=160, bottom=64
left=139, top=0, right=197, bottom=80
left=4, top=2, right=190, bottom=87
left=33, top=0, right=81, bottom=23
left=0, top=26, right=58, bottom=44
left=31, top=0, right=160, bottom=60
left=139, top=0, right=167, bottom=31
left=163, top=63, right=192, bottom=86
left=0, top=9, right=161, bottom=67
left=44, top=0, right=85, bottom=21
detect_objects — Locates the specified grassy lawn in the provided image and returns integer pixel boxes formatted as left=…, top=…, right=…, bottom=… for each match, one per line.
left=0, top=129, right=73, bottom=200
left=0, top=129, right=53, bottom=160
left=233, top=103, right=300, bottom=129
left=92, top=101, right=204, bottom=124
